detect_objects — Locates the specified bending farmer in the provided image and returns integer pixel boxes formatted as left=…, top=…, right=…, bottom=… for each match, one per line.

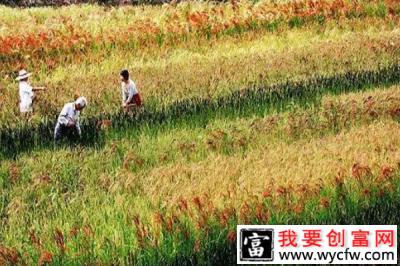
left=54, top=97, right=87, bottom=142
left=120, top=69, right=142, bottom=112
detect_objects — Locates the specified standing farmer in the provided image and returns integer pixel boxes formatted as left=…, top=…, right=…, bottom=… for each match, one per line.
left=120, top=69, right=142, bottom=112
left=54, top=97, right=87, bottom=142
left=16, top=69, right=46, bottom=117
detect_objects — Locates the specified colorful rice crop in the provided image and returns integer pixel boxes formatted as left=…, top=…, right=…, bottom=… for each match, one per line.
left=0, top=0, right=399, bottom=265
left=1, top=0, right=398, bottom=61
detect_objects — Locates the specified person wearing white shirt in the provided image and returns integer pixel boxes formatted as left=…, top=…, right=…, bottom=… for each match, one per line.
left=120, top=69, right=142, bottom=112
left=16, top=69, right=46, bottom=115
left=54, top=97, right=87, bottom=142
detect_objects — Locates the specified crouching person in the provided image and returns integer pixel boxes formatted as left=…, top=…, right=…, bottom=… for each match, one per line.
left=54, top=97, right=87, bottom=143
left=120, top=69, right=142, bottom=112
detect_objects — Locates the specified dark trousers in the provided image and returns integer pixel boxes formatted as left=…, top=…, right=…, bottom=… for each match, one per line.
left=128, top=94, right=142, bottom=107
left=54, top=124, right=80, bottom=142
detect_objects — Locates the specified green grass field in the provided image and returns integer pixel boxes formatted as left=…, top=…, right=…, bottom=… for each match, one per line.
left=0, top=0, right=400, bottom=265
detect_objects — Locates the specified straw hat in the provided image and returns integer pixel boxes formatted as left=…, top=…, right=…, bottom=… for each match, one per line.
left=16, top=69, right=32, bottom=81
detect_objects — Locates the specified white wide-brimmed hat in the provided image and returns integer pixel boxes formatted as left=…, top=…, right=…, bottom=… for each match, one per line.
left=16, top=69, right=32, bottom=81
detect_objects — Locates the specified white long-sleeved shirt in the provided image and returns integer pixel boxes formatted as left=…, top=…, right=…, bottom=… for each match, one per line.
left=57, top=102, right=81, bottom=135
left=19, top=81, right=34, bottom=112
left=121, top=79, right=138, bottom=105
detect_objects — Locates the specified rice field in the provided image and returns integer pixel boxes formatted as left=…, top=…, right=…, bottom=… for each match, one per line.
left=0, top=0, right=400, bottom=265
left=1, top=0, right=400, bottom=125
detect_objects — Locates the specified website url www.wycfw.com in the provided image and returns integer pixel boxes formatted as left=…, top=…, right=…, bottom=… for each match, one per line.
left=279, top=248, right=395, bottom=264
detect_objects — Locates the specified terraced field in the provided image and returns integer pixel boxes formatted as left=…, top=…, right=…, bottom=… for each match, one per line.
left=0, top=0, right=400, bottom=265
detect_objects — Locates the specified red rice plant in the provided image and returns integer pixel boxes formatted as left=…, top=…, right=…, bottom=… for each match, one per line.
left=388, top=107, right=400, bottom=118
left=378, top=165, right=395, bottom=181
left=292, top=203, right=304, bottom=214
left=227, top=230, right=236, bottom=243
left=177, top=197, right=189, bottom=213
left=38, top=251, right=52, bottom=266
left=123, top=153, right=144, bottom=169
left=133, top=215, right=148, bottom=247
left=255, top=203, right=263, bottom=221
left=218, top=207, right=235, bottom=227
left=135, top=230, right=145, bottom=247
left=69, top=226, right=79, bottom=238
left=368, top=110, right=379, bottom=118
left=276, top=186, right=287, bottom=196
left=240, top=202, right=251, bottom=223
left=195, top=214, right=207, bottom=231
left=165, top=214, right=175, bottom=232
left=378, top=187, right=387, bottom=197
left=38, top=174, right=52, bottom=185
left=159, top=153, right=170, bottom=162
left=181, top=226, right=191, bottom=240
left=0, top=246, right=19, bottom=265
left=110, top=143, right=117, bottom=154
left=335, top=168, right=346, bottom=185
left=178, top=142, right=196, bottom=154
left=363, top=95, right=375, bottom=108
left=133, top=215, right=141, bottom=227
left=134, top=157, right=145, bottom=168
left=54, top=228, right=66, bottom=254
left=255, top=203, right=269, bottom=222
left=236, top=137, right=248, bottom=148
left=192, top=196, right=203, bottom=212
left=193, top=239, right=201, bottom=253
left=8, top=164, right=20, bottom=184
left=351, top=163, right=372, bottom=181
left=153, top=212, right=164, bottom=226
left=362, top=188, right=371, bottom=197
left=262, top=189, right=271, bottom=198
left=205, top=138, right=216, bottom=150
left=219, top=211, right=229, bottom=227
left=297, top=184, right=308, bottom=194
left=82, top=224, right=93, bottom=237
left=168, top=211, right=179, bottom=231
left=319, top=197, right=330, bottom=209
left=29, top=230, right=42, bottom=250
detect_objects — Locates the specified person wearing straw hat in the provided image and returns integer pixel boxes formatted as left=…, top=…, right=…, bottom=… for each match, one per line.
left=120, top=69, right=142, bottom=112
left=54, top=96, right=87, bottom=142
left=16, top=69, right=46, bottom=115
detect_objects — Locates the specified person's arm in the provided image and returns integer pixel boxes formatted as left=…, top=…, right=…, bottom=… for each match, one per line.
left=33, top=87, right=46, bottom=91
left=58, top=116, right=69, bottom=125
left=121, top=84, right=127, bottom=106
